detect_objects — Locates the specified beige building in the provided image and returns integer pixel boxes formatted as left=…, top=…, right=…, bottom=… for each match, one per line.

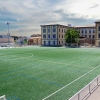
left=40, top=24, right=68, bottom=46
left=28, top=34, right=41, bottom=45
left=95, top=20, right=100, bottom=46
left=40, top=21, right=100, bottom=47
left=75, top=26, right=95, bottom=38
left=75, top=26, right=95, bottom=46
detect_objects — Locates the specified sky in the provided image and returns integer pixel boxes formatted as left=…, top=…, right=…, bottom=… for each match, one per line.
left=0, top=0, right=100, bottom=36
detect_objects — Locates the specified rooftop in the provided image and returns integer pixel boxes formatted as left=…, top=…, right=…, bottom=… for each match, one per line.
left=75, top=25, right=95, bottom=28
left=40, top=24, right=68, bottom=27
left=95, top=20, right=100, bottom=23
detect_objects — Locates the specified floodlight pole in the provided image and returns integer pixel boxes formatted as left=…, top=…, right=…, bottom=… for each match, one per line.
left=7, top=22, right=10, bottom=46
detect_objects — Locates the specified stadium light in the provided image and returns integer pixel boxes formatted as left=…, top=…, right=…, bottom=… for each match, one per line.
left=7, top=22, right=10, bottom=46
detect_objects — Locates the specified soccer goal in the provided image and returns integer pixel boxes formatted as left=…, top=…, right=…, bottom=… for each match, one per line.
left=0, top=95, right=6, bottom=100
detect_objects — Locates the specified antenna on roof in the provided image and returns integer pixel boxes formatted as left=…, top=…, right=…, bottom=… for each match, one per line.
left=68, top=24, right=71, bottom=27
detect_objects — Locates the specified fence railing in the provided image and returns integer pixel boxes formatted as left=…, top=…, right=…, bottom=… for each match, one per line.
left=69, top=75, right=100, bottom=100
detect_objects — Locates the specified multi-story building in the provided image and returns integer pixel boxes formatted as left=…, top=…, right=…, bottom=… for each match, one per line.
left=75, top=26, right=95, bottom=46
left=40, top=24, right=68, bottom=46
left=95, top=20, right=100, bottom=46
left=40, top=21, right=100, bottom=47
left=75, top=26, right=95, bottom=39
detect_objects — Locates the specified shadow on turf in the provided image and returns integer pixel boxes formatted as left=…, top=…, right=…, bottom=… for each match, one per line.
left=7, top=96, right=20, bottom=100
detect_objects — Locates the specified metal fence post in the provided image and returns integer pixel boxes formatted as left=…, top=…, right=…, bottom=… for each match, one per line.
left=78, top=93, right=80, bottom=100
left=89, top=84, right=91, bottom=94
left=97, top=78, right=98, bottom=86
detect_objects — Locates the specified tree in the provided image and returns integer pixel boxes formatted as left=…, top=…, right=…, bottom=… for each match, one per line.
left=65, top=28, right=80, bottom=45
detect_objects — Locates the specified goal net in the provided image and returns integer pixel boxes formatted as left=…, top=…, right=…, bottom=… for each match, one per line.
left=0, top=95, right=6, bottom=100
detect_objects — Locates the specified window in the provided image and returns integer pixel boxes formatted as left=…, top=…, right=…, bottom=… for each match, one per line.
left=59, top=34, right=60, bottom=38
left=62, top=29, right=63, bottom=33
left=85, top=30, right=87, bottom=33
left=43, top=26, right=46, bottom=28
left=48, top=29, right=50, bottom=33
left=98, top=34, right=100, bottom=38
left=53, top=28, right=56, bottom=32
left=43, top=34, right=46, bottom=38
left=85, top=35, right=87, bottom=38
left=43, top=29, right=46, bottom=33
left=98, top=26, right=100, bottom=31
left=53, top=41, right=55, bottom=45
left=89, top=30, right=91, bottom=33
left=59, top=29, right=60, bottom=32
left=59, top=41, right=60, bottom=45
left=44, top=41, right=46, bottom=45
left=62, top=35, right=63, bottom=38
left=48, top=34, right=50, bottom=38
left=53, top=25, right=56, bottom=28
left=53, top=34, right=56, bottom=38
left=48, top=41, right=50, bottom=46
left=89, top=35, right=91, bottom=38
left=82, top=30, right=83, bottom=33
left=93, top=30, right=94, bottom=33
left=93, top=35, right=94, bottom=38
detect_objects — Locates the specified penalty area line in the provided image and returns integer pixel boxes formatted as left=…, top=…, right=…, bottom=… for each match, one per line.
left=42, top=64, right=100, bottom=100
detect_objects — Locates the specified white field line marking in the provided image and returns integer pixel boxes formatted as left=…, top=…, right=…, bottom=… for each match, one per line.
left=42, top=64, right=100, bottom=100
left=8, top=54, right=33, bottom=60
left=0, top=53, right=95, bottom=69
left=0, top=53, right=78, bottom=66
left=0, top=52, right=79, bottom=66
left=0, top=53, right=33, bottom=59
left=0, top=52, right=97, bottom=70
left=0, top=53, right=32, bottom=57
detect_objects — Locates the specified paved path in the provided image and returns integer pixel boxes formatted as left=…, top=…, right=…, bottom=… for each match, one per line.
left=87, top=86, right=100, bottom=100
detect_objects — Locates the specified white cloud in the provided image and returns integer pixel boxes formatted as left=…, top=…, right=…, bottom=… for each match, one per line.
left=55, top=0, right=100, bottom=19
left=0, top=0, right=100, bottom=36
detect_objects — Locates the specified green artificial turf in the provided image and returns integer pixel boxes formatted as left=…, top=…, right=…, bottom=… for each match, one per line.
left=0, top=47, right=100, bottom=100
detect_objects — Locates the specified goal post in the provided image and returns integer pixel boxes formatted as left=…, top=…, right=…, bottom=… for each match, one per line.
left=0, top=95, right=6, bottom=100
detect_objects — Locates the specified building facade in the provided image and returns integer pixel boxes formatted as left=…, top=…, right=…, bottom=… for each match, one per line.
left=75, top=26, right=95, bottom=38
left=0, top=35, right=14, bottom=43
left=28, top=34, right=41, bottom=45
left=75, top=26, right=95, bottom=46
left=41, top=24, right=68, bottom=46
left=40, top=21, right=100, bottom=47
left=95, top=21, right=100, bottom=46
left=28, top=37, right=41, bottom=45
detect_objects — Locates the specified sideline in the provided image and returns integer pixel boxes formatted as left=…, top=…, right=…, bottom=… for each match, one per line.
left=42, top=64, right=100, bottom=100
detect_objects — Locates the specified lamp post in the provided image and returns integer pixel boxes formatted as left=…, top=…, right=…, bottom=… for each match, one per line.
left=7, top=22, right=10, bottom=46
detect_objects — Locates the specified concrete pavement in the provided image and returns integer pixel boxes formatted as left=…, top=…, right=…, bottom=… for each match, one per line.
left=87, top=86, right=100, bottom=100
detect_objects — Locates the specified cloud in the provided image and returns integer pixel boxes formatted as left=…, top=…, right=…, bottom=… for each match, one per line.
left=0, top=0, right=100, bottom=36
left=89, top=4, right=99, bottom=9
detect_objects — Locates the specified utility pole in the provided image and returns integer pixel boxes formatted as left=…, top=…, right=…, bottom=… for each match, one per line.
left=7, top=22, right=10, bottom=47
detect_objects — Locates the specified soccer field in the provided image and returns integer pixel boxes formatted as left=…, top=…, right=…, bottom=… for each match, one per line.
left=0, top=46, right=100, bottom=100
